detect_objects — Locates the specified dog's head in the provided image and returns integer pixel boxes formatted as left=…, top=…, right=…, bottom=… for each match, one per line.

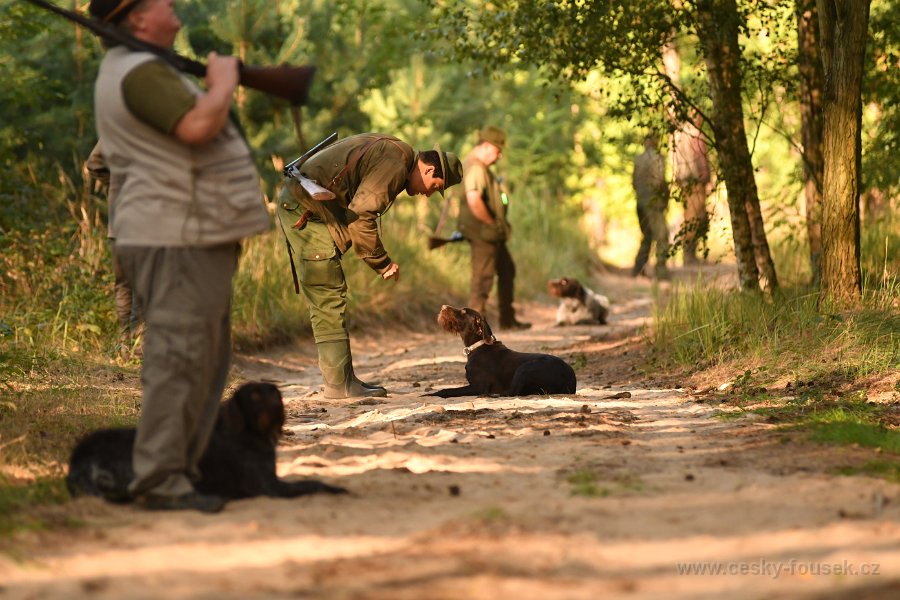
left=219, top=382, right=285, bottom=446
left=547, top=277, right=585, bottom=302
left=437, top=305, right=496, bottom=348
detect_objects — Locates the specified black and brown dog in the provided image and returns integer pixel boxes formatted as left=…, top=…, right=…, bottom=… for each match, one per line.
left=67, top=382, right=346, bottom=503
left=547, top=277, right=610, bottom=326
left=431, top=305, right=577, bottom=398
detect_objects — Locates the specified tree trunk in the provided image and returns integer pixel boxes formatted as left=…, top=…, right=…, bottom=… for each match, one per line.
left=695, top=0, right=778, bottom=291
left=816, top=0, right=869, bottom=306
left=796, top=0, right=825, bottom=284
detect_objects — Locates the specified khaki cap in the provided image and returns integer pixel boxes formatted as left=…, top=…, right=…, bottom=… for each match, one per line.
left=479, top=125, right=506, bottom=150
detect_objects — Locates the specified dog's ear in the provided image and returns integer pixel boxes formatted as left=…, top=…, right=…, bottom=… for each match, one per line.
left=573, top=280, right=587, bottom=303
left=478, top=315, right=496, bottom=344
left=219, top=389, right=247, bottom=436
left=254, top=384, right=285, bottom=443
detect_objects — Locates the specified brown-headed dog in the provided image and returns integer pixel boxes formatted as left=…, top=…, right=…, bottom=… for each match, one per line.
left=66, top=382, right=347, bottom=503
left=547, top=277, right=610, bottom=326
left=430, top=305, right=576, bottom=398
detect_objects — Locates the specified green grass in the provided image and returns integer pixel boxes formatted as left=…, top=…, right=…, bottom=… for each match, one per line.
left=0, top=357, right=140, bottom=537
left=471, top=505, right=510, bottom=522
left=0, top=476, right=72, bottom=537
left=805, top=407, right=900, bottom=454
left=835, top=460, right=900, bottom=483
left=566, top=469, right=644, bottom=497
left=567, top=469, right=608, bottom=497
left=728, top=392, right=900, bottom=478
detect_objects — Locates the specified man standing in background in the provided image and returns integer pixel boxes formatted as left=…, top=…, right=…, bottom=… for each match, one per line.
left=631, top=133, right=670, bottom=280
left=455, top=126, right=530, bottom=330
left=673, top=115, right=712, bottom=264
left=85, top=141, right=141, bottom=357
left=89, top=0, right=270, bottom=513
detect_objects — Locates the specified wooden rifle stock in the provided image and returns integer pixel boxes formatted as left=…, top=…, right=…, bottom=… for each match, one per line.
left=25, top=0, right=315, bottom=105
left=239, top=64, right=316, bottom=106
left=427, top=232, right=465, bottom=250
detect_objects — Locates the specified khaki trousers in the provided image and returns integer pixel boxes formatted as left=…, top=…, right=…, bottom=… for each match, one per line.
left=116, top=243, right=238, bottom=498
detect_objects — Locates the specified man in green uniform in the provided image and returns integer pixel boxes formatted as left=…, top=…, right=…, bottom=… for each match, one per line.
left=278, top=133, right=462, bottom=399
left=631, top=133, right=670, bottom=279
left=85, top=141, right=141, bottom=355
left=455, top=126, right=530, bottom=330
left=90, top=0, right=270, bottom=513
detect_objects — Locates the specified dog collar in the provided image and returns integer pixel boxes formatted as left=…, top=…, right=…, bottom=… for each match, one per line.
left=464, top=336, right=494, bottom=355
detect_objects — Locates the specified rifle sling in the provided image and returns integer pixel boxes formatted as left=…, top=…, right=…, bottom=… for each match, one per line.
left=329, top=136, right=410, bottom=190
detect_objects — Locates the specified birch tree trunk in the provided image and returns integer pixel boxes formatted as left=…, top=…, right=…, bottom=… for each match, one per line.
left=816, top=0, right=870, bottom=305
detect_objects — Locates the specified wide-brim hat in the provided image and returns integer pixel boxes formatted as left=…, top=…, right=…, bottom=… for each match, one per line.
left=434, top=143, right=463, bottom=197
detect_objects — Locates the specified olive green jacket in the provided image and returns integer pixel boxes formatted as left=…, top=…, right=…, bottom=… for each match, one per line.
left=280, top=133, right=415, bottom=274
left=455, top=153, right=510, bottom=242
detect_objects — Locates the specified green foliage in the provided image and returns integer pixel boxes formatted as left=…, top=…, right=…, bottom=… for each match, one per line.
left=864, top=0, right=900, bottom=199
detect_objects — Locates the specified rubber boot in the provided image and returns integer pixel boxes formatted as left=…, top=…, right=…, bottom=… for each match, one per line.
left=317, top=340, right=387, bottom=399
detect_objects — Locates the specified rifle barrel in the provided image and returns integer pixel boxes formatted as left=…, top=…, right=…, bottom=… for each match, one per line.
left=24, top=0, right=314, bottom=104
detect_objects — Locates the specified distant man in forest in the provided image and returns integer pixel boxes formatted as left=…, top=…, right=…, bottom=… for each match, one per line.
left=277, top=133, right=462, bottom=399
left=454, top=126, right=531, bottom=330
left=89, top=0, right=270, bottom=513
left=85, top=141, right=141, bottom=356
left=673, top=114, right=712, bottom=264
left=631, top=133, right=670, bottom=279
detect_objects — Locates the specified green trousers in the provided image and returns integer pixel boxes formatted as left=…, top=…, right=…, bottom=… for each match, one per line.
left=633, top=202, right=670, bottom=277
left=116, top=243, right=238, bottom=498
left=278, top=205, right=349, bottom=343
left=467, top=238, right=518, bottom=326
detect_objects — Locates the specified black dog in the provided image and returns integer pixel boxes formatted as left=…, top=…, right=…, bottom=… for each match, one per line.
left=67, top=382, right=346, bottom=502
left=430, top=305, right=577, bottom=398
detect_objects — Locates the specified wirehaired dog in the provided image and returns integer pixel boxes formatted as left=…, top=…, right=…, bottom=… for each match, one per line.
left=67, top=382, right=346, bottom=502
left=547, top=277, right=610, bottom=326
left=431, top=305, right=577, bottom=398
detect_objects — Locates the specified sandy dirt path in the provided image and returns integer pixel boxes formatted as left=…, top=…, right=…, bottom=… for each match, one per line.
left=2, top=271, right=899, bottom=599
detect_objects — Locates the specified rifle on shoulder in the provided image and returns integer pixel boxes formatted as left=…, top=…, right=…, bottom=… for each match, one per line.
left=25, top=0, right=315, bottom=105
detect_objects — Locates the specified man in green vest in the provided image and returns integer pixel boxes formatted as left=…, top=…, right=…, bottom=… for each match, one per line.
left=90, top=0, right=270, bottom=513
left=278, top=133, right=463, bottom=399
left=631, top=133, right=670, bottom=279
left=455, top=126, right=530, bottom=330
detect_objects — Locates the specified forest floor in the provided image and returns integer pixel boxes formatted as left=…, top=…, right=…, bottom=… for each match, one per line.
left=1, top=265, right=899, bottom=599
